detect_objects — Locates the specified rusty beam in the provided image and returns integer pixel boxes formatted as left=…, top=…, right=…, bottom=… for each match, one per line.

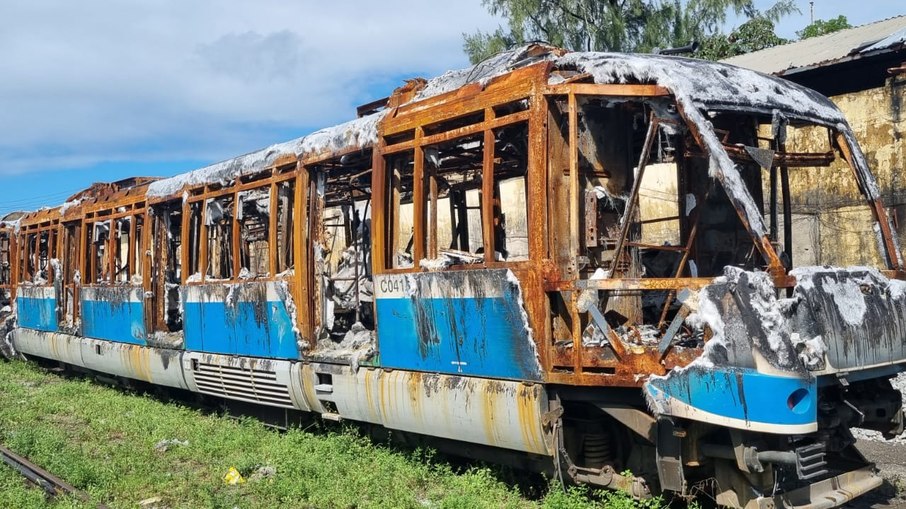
left=834, top=131, right=902, bottom=270
left=685, top=146, right=835, bottom=167
left=544, top=83, right=670, bottom=97
left=381, top=109, right=532, bottom=156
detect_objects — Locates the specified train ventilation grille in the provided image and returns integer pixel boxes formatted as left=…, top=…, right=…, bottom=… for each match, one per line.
left=191, top=362, right=294, bottom=408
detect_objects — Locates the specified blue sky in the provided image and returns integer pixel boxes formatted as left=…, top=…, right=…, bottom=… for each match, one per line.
left=1, top=1, right=903, bottom=216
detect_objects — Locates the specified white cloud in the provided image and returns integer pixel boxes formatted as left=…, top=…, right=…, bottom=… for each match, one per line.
left=0, top=0, right=502, bottom=175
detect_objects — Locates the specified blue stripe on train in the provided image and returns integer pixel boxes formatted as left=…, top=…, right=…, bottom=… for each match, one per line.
left=183, top=298, right=298, bottom=359
left=16, top=297, right=58, bottom=332
left=645, top=366, right=816, bottom=427
left=376, top=295, right=541, bottom=381
left=81, top=299, right=146, bottom=345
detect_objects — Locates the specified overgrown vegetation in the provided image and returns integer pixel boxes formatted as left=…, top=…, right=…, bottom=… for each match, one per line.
left=797, top=15, right=852, bottom=39
left=0, top=360, right=670, bottom=508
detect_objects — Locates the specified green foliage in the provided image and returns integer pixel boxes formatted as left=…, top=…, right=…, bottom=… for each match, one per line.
left=464, top=0, right=798, bottom=63
left=797, top=15, right=852, bottom=39
left=695, top=0, right=795, bottom=60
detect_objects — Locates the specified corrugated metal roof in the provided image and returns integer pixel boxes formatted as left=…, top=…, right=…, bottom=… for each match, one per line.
left=722, top=16, right=906, bottom=75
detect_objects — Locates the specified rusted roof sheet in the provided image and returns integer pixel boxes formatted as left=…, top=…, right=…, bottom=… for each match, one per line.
left=722, top=16, right=906, bottom=76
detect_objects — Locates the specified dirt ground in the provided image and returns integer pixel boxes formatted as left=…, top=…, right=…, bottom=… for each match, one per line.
left=850, top=440, right=906, bottom=508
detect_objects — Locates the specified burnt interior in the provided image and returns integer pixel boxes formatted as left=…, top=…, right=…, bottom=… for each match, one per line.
left=314, top=150, right=376, bottom=341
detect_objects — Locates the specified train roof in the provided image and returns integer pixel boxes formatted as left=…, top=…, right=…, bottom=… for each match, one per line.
left=115, top=45, right=852, bottom=204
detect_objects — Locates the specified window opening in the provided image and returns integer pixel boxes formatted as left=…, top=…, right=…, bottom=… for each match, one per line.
left=113, top=217, right=132, bottom=283
left=62, top=223, right=80, bottom=325
left=187, top=202, right=202, bottom=280
left=37, top=231, right=51, bottom=283
left=423, top=134, right=485, bottom=265
left=385, top=151, right=416, bottom=269
left=492, top=122, right=529, bottom=262
left=276, top=179, right=295, bottom=274
left=92, top=221, right=110, bottom=284
left=238, top=187, right=270, bottom=278
left=205, top=195, right=234, bottom=280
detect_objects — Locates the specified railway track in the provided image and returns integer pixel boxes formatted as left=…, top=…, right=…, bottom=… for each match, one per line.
left=0, top=444, right=108, bottom=508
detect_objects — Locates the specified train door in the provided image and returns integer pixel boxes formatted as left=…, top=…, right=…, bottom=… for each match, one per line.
left=149, top=200, right=184, bottom=344
left=60, top=221, right=81, bottom=332
left=304, top=153, right=376, bottom=365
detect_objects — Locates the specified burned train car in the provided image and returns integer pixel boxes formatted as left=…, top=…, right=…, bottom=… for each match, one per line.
left=3, top=45, right=905, bottom=508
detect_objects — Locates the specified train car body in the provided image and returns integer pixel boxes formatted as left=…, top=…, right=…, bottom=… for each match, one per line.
left=2, top=45, right=905, bottom=508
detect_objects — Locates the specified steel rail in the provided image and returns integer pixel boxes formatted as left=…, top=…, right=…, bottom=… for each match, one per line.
left=0, top=444, right=109, bottom=508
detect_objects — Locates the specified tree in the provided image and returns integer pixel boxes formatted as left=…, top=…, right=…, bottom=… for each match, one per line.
left=797, top=15, right=851, bottom=39
left=696, top=2, right=794, bottom=60
left=463, top=0, right=796, bottom=64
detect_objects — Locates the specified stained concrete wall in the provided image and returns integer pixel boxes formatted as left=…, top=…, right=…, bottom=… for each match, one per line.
left=781, top=76, right=906, bottom=267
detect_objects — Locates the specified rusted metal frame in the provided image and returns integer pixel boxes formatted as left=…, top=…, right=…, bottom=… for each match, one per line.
left=834, top=131, right=902, bottom=270
left=140, top=211, right=152, bottom=332
left=145, top=162, right=296, bottom=207
left=769, top=165, right=778, bottom=241
left=567, top=92, right=580, bottom=267
left=658, top=289, right=691, bottom=359
left=482, top=110, right=497, bottom=264
left=179, top=202, right=191, bottom=284
left=378, top=259, right=535, bottom=276
left=566, top=92, right=582, bottom=374
left=32, top=231, right=40, bottom=284
left=686, top=146, right=835, bottom=168
left=70, top=222, right=81, bottom=323
left=127, top=213, right=136, bottom=281
left=371, top=145, right=388, bottom=274
left=231, top=188, right=241, bottom=280
left=295, top=165, right=312, bottom=341
left=610, top=114, right=660, bottom=277
left=2, top=229, right=17, bottom=300
left=656, top=213, right=700, bottom=329
left=381, top=109, right=532, bottom=156
left=570, top=277, right=716, bottom=291
left=199, top=198, right=209, bottom=282
left=528, top=90, right=550, bottom=372
left=778, top=140, right=793, bottom=268
left=78, top=193, right=147, bottom=217
left=268, top=182, right=279, bottom=277
left=75, top=220, right=87, bottom=317
left=674, top=103, right=784, bottom=273
left=21, top=231, right=30, bottom=282
left=106, top=213, right=116, bottom=284
left=427, top=167, right=439, bottom=259
left=413, top=127, right=427, bottom=265
left=625, top=242, right=686, bottom=251
left=639, top=215, right=680, bottom=225
left=383, top=63, right=548, bottom=135
left=88, top=222, right=98, bottom=285
left=544, top=83, right=670, bottom=97
left=310, top=171, right=324, bottom=334
left=149, top=214, right=165, bottom=331
left=528, top=93, right=548, bottom=263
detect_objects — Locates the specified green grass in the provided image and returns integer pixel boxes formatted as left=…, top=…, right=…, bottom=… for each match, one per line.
left=0, top=359, right=663, bottom=509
